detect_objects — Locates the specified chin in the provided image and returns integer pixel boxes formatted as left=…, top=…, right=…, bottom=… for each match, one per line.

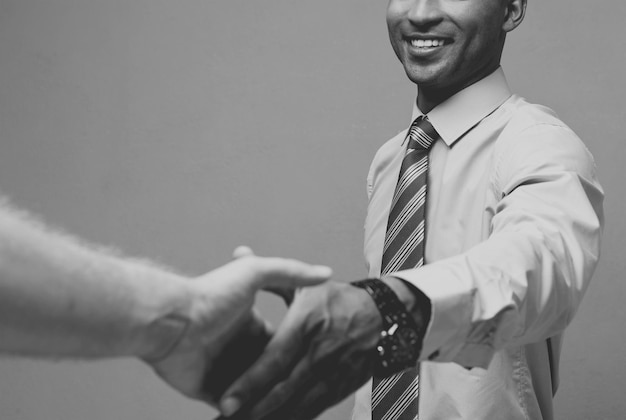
left=402, top=63, right=450, bottom=88
left=405, top=71, right=445, bottom=89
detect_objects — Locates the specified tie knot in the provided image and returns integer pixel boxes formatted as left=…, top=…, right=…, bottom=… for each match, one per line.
left=406, top=116, right=438, bottom=151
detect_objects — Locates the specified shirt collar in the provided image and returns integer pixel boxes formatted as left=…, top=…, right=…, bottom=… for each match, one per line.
left=411, top=67, right=512, bottom=147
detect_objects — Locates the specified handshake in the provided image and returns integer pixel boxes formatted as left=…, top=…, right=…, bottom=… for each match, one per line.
left=147, top=246, right=384, bottom=420
left=0, top=202, right=393, bottom=420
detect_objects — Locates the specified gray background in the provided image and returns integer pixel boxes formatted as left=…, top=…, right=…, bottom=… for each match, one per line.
left=0, top=1, right=624, bottom=419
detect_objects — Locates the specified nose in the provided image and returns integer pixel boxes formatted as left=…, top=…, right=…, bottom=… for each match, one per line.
left=406, top=0, right=444, bottom=28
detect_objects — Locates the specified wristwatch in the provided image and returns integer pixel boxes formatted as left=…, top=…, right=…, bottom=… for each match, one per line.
left=351, top=278, right=427, bottom=377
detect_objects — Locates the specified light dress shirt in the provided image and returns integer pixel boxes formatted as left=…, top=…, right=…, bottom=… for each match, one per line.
left=352, top=67, right=604, bottom=420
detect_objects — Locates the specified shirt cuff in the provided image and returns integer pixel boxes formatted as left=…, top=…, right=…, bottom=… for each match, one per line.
left=392, top=262, right=516, bottom=368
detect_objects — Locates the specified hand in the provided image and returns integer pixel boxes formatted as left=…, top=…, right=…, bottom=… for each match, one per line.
left=217, top=281, right=383, bottom=420
left=147, top=248, right=332, bottom=405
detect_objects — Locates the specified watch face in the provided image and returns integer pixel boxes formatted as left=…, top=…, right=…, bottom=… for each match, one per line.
left=376, top=325, right=420, bottom=376
left=394, top=327, right=419, bottom=362
left=351, top=279, right=423, bottom=376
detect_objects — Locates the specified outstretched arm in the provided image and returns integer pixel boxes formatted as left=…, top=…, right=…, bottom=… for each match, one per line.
left=0, top=197, right=331, bottom=402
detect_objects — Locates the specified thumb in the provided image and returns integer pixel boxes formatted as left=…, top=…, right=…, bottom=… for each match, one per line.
left=232, top=245, right=255, bottom=259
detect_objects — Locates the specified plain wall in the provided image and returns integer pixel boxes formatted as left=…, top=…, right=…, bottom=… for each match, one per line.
left=0, top=1, right=624, bottom=419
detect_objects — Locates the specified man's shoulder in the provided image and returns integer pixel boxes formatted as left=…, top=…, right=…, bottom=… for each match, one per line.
left=498, top=95, right=574, bottom=136
left=494, top=95, right=597, bottom=177
left=494, top=95, right=590, bottom=155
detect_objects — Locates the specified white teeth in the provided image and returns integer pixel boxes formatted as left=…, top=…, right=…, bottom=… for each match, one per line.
left=411, top=39, right=444, bottom=48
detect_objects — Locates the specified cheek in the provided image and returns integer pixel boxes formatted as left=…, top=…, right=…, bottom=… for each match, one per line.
left=385, top=24, right=403, bottom=57
left=386, top=1, right=403, bottom=22
left=385, top=16, right=398, bottom=39
left=468, top=33, right=501, bottom=64
left=457, top=27, right=493, bottom=57
left=385, top=4, right=405, bottom=36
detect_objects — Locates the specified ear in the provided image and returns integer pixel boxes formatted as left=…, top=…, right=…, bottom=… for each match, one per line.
left=502, top=0, right=527, bottom=33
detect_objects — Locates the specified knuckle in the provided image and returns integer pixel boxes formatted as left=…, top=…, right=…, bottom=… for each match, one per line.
left=227, top=385, right=249, bottom=403
left=271, top=382, right=291, bottom=401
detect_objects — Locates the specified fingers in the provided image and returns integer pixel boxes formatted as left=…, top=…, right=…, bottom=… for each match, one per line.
left=290, top=351, right=374, bottom=419
left=229, top=247, right=332, bottom=291
left=232, top=351, right=319, bottom=419
left=218, top=309, right=307, bottom=417
left=222, top=350, right=373, bottom=420
left=257, top=379, right=335, bottom=420
left=253, top=257, right=332, bottom=289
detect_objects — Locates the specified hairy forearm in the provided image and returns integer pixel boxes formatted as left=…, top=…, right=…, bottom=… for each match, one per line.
left=0, top=200, right=191, bottom=360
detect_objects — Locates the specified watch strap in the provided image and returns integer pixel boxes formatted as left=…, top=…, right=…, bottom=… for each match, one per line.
left=351, top=278, right=425, bottom=376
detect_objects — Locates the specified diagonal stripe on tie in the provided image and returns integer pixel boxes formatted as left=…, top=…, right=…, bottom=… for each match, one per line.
left=373, top=370, right=419, bottom=420
left=372, top=374, right=403, bottom=409
left=383, top=219, right=425, bottom=274
left=373, top=115, right=438, bottom=420
left=387, top=155, right=429, bottom=227
left=383, top=186, right=426, bottom=256
left=382, top=191, right=427, bottom=273
left=389, top=156, right=428, bottom=210
left=381, top=375, right=420, bottom=420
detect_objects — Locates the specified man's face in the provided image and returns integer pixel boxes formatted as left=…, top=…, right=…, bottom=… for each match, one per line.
left=387, top=0, right=510, bottom=93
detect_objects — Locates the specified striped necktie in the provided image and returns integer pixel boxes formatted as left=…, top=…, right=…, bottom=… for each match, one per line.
left=372, top=116, right=438, bottom=420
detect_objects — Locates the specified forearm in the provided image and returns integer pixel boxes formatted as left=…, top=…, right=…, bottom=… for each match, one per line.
left=385, top=153, right=602, bottom=368
left=0, top=201, right=191, bottom=360
left=393, top=218, right=600, bottom=367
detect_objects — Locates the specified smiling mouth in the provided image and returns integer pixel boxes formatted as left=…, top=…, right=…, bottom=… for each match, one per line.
left=409, top=38, right=448, bottom=48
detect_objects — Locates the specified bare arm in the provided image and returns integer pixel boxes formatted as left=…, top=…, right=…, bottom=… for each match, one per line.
left=0, top=197, right=331, bottom=402
left=0, top=199, right=188, bottom=359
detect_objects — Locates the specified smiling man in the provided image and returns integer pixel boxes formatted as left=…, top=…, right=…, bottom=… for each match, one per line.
left=217, top=0, right=604, bottom=419
left=353, top=0, right=605, bottom=418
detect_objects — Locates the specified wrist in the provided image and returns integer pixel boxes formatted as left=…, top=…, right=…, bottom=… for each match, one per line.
left=128, top=268, right=194, bottom=361
left=351, top=278, right=426, bottom=376
left=382, top=276, right=431, bottom=330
